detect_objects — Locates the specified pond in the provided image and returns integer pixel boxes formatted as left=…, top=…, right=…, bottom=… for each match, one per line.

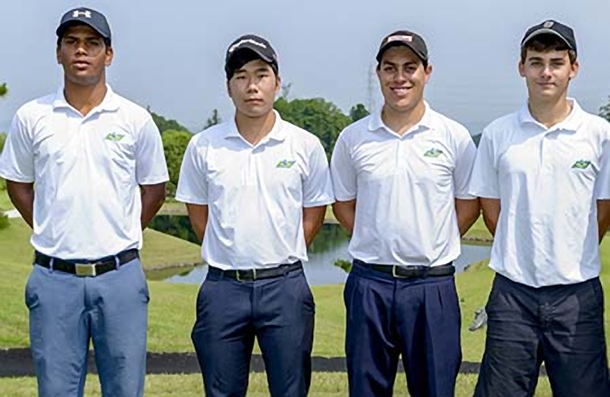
left=148, top=216, right=492, bottom=286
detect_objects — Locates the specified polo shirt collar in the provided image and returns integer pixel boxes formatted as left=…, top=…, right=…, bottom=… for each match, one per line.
left=224, top=110, right=287, bottom=143
left=52, top=84, right=120, bottom=113
left=518, top=98, right=583, bottom=132
left=368, top=101, right=434, bottom=135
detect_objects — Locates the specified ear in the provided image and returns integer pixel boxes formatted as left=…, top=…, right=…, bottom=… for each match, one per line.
left=569, top=59, right=579, bottom=80
left=424, top=64, right=433, bottom=84
left=105, top=46, right=114, bottom=67
left=56, top=45, right=61, bottom=65
left=226, top=80, right=232, bottom=99
left=274, top=74, right=282, bottom=96
left=518, top=61, right=526, bottom=78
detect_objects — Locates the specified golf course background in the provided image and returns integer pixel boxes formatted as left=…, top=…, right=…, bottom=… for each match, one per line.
left=1, top=196, right=609, bottom=395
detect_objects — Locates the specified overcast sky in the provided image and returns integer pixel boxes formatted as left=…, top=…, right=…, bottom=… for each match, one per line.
left=1, top=0, right=609, bottom=134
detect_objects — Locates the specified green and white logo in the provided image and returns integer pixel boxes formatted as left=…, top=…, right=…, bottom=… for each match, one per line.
left=105, top=132, right=125, bottom=142
left=571, top=160, right=591, bottom=170
left=276, top=159, right=296, bottom=169
left=423, top=148, right=443, bottom=158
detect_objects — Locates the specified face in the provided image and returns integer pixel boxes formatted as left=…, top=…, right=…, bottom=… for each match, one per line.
left=519, top=48, right=578, bottom=103
left=227, top=59, right=280, bottom=118
left=56, top=24, right=113, bottom=86
left=376, top=45, right=432, bottom=114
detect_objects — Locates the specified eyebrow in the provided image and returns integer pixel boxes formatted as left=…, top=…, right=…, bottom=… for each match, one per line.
left=381, top=60, right=419, bottom=67
left=234, top=66, right=272, bottom=74
left=527, top=56, right=566, bottom=62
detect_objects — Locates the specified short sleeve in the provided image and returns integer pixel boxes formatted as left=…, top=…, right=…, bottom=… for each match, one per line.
left=135, top=118, right=169, bottom=185
left=175, top=137, right=208, bottom=205
left=453, top=130, right=477, bottom=199
left=595, top=128, right=610, bottom=200
left=469, top=129, right=500, bottom=199
left=330, top=132, right=357, bottom=201
left=302, top=139, right=334, bottom=208
left=0, top=112, right=35, bottom=183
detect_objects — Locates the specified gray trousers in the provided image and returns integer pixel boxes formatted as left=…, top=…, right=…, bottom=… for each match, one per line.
left=26, top=258, right=149, bottom=397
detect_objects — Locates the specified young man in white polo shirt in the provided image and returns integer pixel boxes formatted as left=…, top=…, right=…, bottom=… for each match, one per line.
left=470, top=20, right=610, bottom=397
left=331, top=30, right=479, bottom=397
left=175, top=34, right=334, bottom=397
left=0, top=7, right=168, bottom=397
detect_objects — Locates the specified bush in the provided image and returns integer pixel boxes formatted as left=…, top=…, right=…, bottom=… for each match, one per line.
left=0, top=212, right=10, bottom=230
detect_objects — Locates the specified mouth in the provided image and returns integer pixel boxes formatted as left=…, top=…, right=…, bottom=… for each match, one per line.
left=390, top=86, right=412, bottom=96
left=245, top=98, right=264, bottom=104
left=72, top=60, right=90, bottom=69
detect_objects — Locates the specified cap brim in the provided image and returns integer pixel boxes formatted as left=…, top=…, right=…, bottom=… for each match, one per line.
left=521, top=28, right=573, bottom=49
left=56, top=20, right=110, bottom=39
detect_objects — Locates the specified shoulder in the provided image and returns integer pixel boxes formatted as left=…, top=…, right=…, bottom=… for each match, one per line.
left=428, top=109, right=472, bottom=142
left=336, top=115, right=372, bottom=145
left=189, top=122, right=228, bottom=148
left=112, top=92, right=155, bottom=124
left=481, top=111, right=521, bottom=140
left=281, top=119, right=325, bottom=149
left=15, top=93, right=56, bottom=121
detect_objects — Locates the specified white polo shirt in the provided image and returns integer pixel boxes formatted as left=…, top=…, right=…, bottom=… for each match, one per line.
left=175, top=111, right=334, bottom=270
left=469, top=100, right=610, bottom=287
left=0, top=86, right=169, bottom=260
left=331, top=103, right=477, bottom=267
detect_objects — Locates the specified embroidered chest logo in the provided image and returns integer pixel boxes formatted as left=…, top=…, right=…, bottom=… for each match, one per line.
left=105, top=132, right=125, bottom=142
left=276, top=159, right=296, bottom=169
left=423, top=148, right=443, bottom=158
left=571, top=160, right=591, bottom=170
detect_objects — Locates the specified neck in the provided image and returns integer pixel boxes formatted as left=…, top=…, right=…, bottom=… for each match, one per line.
left=63, top=78, right=108, bottom=117
left=381, top=100, right=426, bottom=136
left=234, top=110, right=276, bottom=145
left=528, top=96, right=572, bottom=128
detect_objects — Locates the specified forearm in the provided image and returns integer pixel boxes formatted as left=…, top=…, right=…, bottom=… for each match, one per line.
left=303, top=206, right=326, bottom=246
left=455, top=198, right=481, bottom=236
left=480, top=198, right=501, bottom=237
left=140, top=183, right=166, bottom=229
left=597, top=200, right=610, bottom=243
left=6, top=180, right=34, bottom=228
left=186, top=204, right=208, bottom=244
left=332, top=200, right=356, bottom=235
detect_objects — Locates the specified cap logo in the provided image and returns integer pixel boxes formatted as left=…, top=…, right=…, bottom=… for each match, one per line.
left=72, top=10, right=92, bottom=18
left=387, top=34, right=413, bottom=44
left=228, top=38, right=267, bottom=53
left=543, top=21, right=554, bottom=28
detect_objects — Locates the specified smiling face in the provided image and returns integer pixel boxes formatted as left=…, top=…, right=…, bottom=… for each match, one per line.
left=227, top=59, right=280, bottom=118
left=56, top=24, right=113, bottom=87
left=376, top=45, right=432, bottom=115
left=519, top=49, right=578, bottom=104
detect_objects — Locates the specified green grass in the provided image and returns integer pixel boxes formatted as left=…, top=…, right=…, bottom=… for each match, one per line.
left=0, top=373, right=554, bottom=396
left=0, top=189, right=12, bottom=211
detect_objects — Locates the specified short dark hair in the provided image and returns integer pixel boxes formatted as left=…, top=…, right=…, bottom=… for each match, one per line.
left=521, top=34, right=576, bottom=64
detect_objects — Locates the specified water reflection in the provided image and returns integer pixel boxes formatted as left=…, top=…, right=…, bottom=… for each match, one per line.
left=149, top=216, right=491, bottom=286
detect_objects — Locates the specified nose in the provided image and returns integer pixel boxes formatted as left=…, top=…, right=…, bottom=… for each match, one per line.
left=540, top=65, right=552, bottom=78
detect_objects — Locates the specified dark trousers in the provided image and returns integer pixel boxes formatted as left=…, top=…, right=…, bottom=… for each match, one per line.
left=475, top=274, right=610, bottom=397
left=344, top=261, right=462, bottom=397
left=191, top=267, right=315, bottom=397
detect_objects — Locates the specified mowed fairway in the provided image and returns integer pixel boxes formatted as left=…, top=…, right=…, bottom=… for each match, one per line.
left=1, top=216, right=610, bottom=395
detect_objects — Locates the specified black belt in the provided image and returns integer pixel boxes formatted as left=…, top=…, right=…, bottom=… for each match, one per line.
left=34, top=249, right=139, bottom=277
left=356, top=260, right=455, bottom=279
left=209, top=261, right=303, bottom=281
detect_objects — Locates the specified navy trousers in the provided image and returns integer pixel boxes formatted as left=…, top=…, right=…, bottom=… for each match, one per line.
left=474, top=274, right=610, bottom=397
left=344, top=260, right=462, bottom=397
left=191, top=266, right=315, bottom=397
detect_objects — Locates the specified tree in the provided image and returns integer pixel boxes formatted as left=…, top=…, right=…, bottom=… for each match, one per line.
left=161, top=129, right=193, bottom=196
left=204, top=109, right=222, bottom=129
left=349, top=103, right=369, bottom=122
left=600, top=96, right=610, bottom=123
left=148, top=108, right=190, bottom=134
left=274, top=97, right=352, bottom=155
left=0, top=83, right=7, bottom=97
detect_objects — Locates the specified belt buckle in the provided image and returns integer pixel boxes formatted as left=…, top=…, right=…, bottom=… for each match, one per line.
left=75, top=263, right=97, bottom=277
left=391, top=265, right=402, bottom=278
left=235, top=269, right=256, bottom=282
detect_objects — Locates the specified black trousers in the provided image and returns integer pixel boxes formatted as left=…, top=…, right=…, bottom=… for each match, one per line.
left=475, top=274, right=610, bottom=397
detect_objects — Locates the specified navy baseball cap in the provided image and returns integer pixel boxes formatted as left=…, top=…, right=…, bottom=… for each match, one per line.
left=56, top=7, right=111, bottom=44
left=376, top=30, right=428, bottom=63
left=521, top=20, right=576, bottom=54
left=225, top=34, right=278, bottom=79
